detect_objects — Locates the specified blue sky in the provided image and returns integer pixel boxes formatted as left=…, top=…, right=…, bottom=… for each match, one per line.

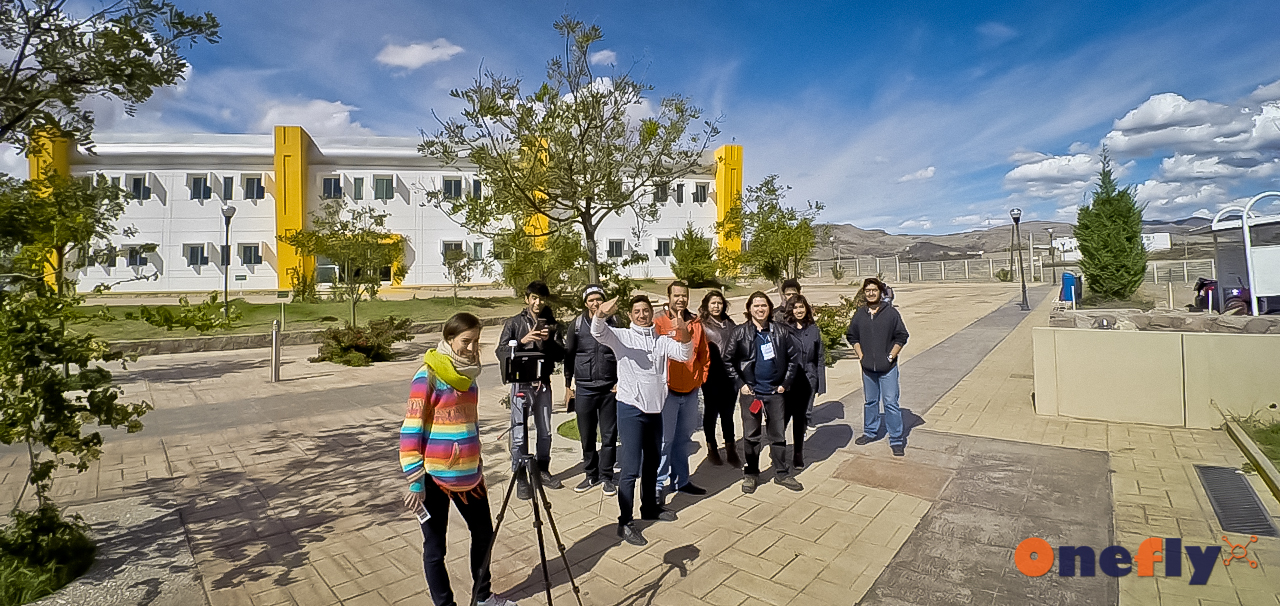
left=16, top=0, right=1280, bottom=233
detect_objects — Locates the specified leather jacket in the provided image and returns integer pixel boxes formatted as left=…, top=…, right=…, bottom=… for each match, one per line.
left=721, top=320, right=799, bottom=393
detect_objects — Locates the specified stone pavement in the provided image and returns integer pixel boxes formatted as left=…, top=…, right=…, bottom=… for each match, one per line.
left=3, top=281, right=1277, bottom=605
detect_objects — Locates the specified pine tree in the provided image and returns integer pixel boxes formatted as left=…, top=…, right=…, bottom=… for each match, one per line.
left=1076, top=151, right=1147, bottom=300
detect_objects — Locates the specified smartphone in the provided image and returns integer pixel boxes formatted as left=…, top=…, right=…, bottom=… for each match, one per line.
left=535, top=318, right=548, bottom=332
left=415, top=504, right=431, bottom=524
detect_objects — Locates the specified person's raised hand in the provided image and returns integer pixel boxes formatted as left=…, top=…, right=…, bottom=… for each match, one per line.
left=598, top=296, right=619, bottom=318
left=673, top=312, right=691, bottom=343
left=521, top=326, right=545, bottom=344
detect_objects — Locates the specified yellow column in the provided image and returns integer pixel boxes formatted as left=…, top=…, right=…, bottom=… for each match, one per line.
left=274, top=126, right=314, bottom=290
left=525, top=211, right=549, bottom=250
left=714, top=144, right=743, bottom=252
left=27, top=130, right=72, bottom=287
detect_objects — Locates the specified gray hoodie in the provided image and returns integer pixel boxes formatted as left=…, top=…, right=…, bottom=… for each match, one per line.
left=591, top=316, right=693, bottom=414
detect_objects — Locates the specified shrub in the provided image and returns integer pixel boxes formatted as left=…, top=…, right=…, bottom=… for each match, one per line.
left=311, top=316, right=413, bottom=366
left=830, top=263, right=845, bottom=281
left=287, top=265, right=320, bottom=303
left=0, top=504, right=95, bottom=606
left=137, top=292, right=239, bottom=332
left=995, top=268, right=1014, bottom=282
left=812, top=294, right=858, bottom=367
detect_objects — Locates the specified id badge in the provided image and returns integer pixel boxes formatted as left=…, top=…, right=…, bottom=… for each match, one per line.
left=761, top=342, right=776, bottom=360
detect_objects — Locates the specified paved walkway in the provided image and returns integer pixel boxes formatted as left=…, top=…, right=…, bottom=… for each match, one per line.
left=4, top=282, right=1278, bottom=605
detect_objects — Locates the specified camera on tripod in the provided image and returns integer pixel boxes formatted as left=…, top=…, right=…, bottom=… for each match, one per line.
left=501, top=340, right=547, bottom=384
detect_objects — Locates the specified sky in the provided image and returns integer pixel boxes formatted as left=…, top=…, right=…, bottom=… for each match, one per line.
left=7, top=0, right=1280, bottom=234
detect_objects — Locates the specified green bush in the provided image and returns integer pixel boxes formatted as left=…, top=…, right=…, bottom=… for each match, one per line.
left=995, top=268, right=1013, bottom=282
left=137, top=292, right=240, bottom=332
left=311, top=316, right=413, bottom=366
left=812, top=295, right=858, bottom=367
left=0, top=504, right=95, bottom=606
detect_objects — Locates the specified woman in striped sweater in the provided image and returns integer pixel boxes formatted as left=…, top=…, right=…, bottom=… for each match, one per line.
left=400, top=313, right=517, bottom=606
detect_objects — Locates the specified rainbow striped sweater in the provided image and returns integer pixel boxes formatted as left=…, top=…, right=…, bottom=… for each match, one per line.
left=399, top=364, right=484, bottom=495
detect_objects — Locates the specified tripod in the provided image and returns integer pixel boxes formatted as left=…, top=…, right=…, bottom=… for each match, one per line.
left=471, top=388, right=584, bottom=606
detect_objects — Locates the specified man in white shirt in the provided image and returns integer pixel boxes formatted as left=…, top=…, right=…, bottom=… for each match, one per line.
left=591, top=294, right=692, bottom=546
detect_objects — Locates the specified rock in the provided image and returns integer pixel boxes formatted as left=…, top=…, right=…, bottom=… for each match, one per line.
left=1130, top=314, right=1152, bottom=330
left=1209, top=315, right=1250, bottom=333
left=1146, top=314, right=1184, bottom=330
left=1244, top=318, right=1274, bottom=334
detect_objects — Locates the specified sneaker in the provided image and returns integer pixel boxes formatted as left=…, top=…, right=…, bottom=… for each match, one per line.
left=774, top=476, right=804, bottom=492
left=706, top=448, right=724, bottom=466
left=539, top=470, right=563, bottom=489
left=618, top=523, right=647, bottom=546
left=854, top=435, right=876, bottom=446
left=602, top=480, right=618, bottom=496
left=891, top=445, right=905, bottom=457
left=643, top=509, right=678, bottom=522
left=741, top=475, right=758, bottom=494
left=726, top=448, right=742, bottom=469
left=516, top=477, right=532, bottom=501
left=574, top=477, right=600, bottom=493
left=476, top=594, right=519, bottom=606
left=677, top=482, right=707, bottom=496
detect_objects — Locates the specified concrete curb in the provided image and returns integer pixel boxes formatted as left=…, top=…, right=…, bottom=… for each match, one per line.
left=108, top=315, right=508, bottom=356
left=1223, top=419, right=1280, bottom=504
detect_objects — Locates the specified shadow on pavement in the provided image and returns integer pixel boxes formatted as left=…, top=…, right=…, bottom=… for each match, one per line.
left=117, top=358, right=272, bottom=384
left=505, top=523, right=624, bottom=602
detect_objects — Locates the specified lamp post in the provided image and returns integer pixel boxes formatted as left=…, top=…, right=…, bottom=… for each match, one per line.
left=829, top=235, right=840, bottom=274
left=221, top=204, right=237, bottom=319
left=1011, top=208, right=1029, bottom=311
left=1046, top=227, right=1056, bottom=285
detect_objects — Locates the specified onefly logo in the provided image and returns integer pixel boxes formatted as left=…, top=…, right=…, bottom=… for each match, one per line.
left=1015, top=537, right=1223, bottom=585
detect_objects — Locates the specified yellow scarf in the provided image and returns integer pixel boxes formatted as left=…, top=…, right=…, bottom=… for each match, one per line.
left=424, top=340, right=481, bottom=391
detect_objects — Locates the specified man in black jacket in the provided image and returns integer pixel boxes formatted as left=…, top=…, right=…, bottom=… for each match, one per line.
left=722, top=291, right=804, bottom=493
left=846, top=277, right=910, bottom=456
left=564, top=284, right=620, bottom=496
left=496, top=281, right=566, bottom=499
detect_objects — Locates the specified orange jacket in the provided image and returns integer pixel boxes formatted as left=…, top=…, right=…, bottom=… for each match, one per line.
left=654, top=310, right=710, bottom=394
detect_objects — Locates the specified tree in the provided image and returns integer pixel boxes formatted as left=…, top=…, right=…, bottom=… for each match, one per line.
left=1076, top=151, right=1147, bottom=300
left=670, top=223, right=722, bottom=288
left=279, top=198, right=407, bottom=326
left=491, top=225, right=648, bottom=309
left=442, top=248, right=486, bottom=305
left=0, top=0, right=220, bottom=153
left=718, top=175, right=825, bottom=284
left=420, top=15, right=718, bottom=285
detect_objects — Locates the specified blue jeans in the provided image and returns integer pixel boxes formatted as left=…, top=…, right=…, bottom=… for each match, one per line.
left=862, top=366, right=904, bottom=447
left=657, top=389, right=701, bottom=491
left=616, top=402, right=663, bottom=525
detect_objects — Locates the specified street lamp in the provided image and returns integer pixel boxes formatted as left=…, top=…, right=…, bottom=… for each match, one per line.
left=1046, top=227, right=1056, bottom=285
left=829, top=235, right=840, bottom=274
left=221, top=204, right=237, bottom=319
left=1010, top=208, right=1029, bottom=311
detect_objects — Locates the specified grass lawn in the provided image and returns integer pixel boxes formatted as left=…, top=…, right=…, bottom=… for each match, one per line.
left=72, top=295, right=524, bottom=342
left=1238, top=415, right=1280, bottom=469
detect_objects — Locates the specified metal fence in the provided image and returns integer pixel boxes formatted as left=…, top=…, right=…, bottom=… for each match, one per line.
left=810, top=256, right=1217, bottom=284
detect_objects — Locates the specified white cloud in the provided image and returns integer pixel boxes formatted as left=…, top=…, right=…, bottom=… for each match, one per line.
left=1102, top=93, right=1253, bottom=155
left=898, top=217, right=933, bottom=230
left=589, top=49, right=617, bottom=66
left=950, top=214, right=1004, bottom=227
left=1248, top=79, right=1280, bottom=103
left=1003, top=153, right=1101, bottom=199
left=0, top=144, right=27, bottom=179
left=897, top=166, right=936, bottom=182
left=1134, top=179, right=1232, bottom=219
left=977, top=22, right=1017, bottom=45
left=1068, top=141, right=1094, bottom=154
left=255, top=99, right=373, bottom=136
left=375, top=39, right=463, bottom=70
left=1158, top=152, right=1280, bottom=180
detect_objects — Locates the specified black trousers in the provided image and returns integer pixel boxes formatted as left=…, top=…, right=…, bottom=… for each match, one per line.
left=740, top=392, right=789, bottom=477
left=701, top=379, right=736, bottom=448
left=575, top=384, right=618, bottom=482
left=419, top=478, right=494, bottom=606
left=784, top=379, right=812, bottom=458
left=617, top=402, right=663, bottom=525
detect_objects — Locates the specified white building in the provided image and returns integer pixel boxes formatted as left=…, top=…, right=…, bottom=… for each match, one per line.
left=1051, top=233, right=1172, bottom=262
left=32, top=127, right=743, bottom=294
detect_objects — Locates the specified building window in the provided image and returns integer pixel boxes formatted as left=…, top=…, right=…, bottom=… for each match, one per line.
left=471, top=242, right=484, bottom=260
left=693, top=183, right=708, bottom=204
left=443, top=178, right=462, bottom=199
left=185, top=244, right=209, bottom=267
left=607, top=240, right=624, bottom=258
left=110, top=176, right=121, bottom=189
left=244, top=176, right=265, bottom=200
left=126, top=246, right=148, bottom=267
left=676, top=183, right=685, bottom=204
left=190, top=176, right=211, bottom=201
left=656, top=239, right=672, bottom=258
left=222, top=176, right=234, bottom=200
left=240, top=244, right=262, bottom=265
left=129, top=176, right=151, bottom=200
left=472, top=179, right=482, bottom=199
left=442, top=240, right=463, bottom=261
left=103, top=245, right=117, bottom=268
left=375, top=177, right=395, bottom=200
left=653, top=184, right=668, bottom=202
left=352, top=177, right=364, bottom=201
left=322, top=177, right=342, bottom=199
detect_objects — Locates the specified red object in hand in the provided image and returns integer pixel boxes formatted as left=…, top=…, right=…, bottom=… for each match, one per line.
left=750, top=399, right=763, bottom=414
